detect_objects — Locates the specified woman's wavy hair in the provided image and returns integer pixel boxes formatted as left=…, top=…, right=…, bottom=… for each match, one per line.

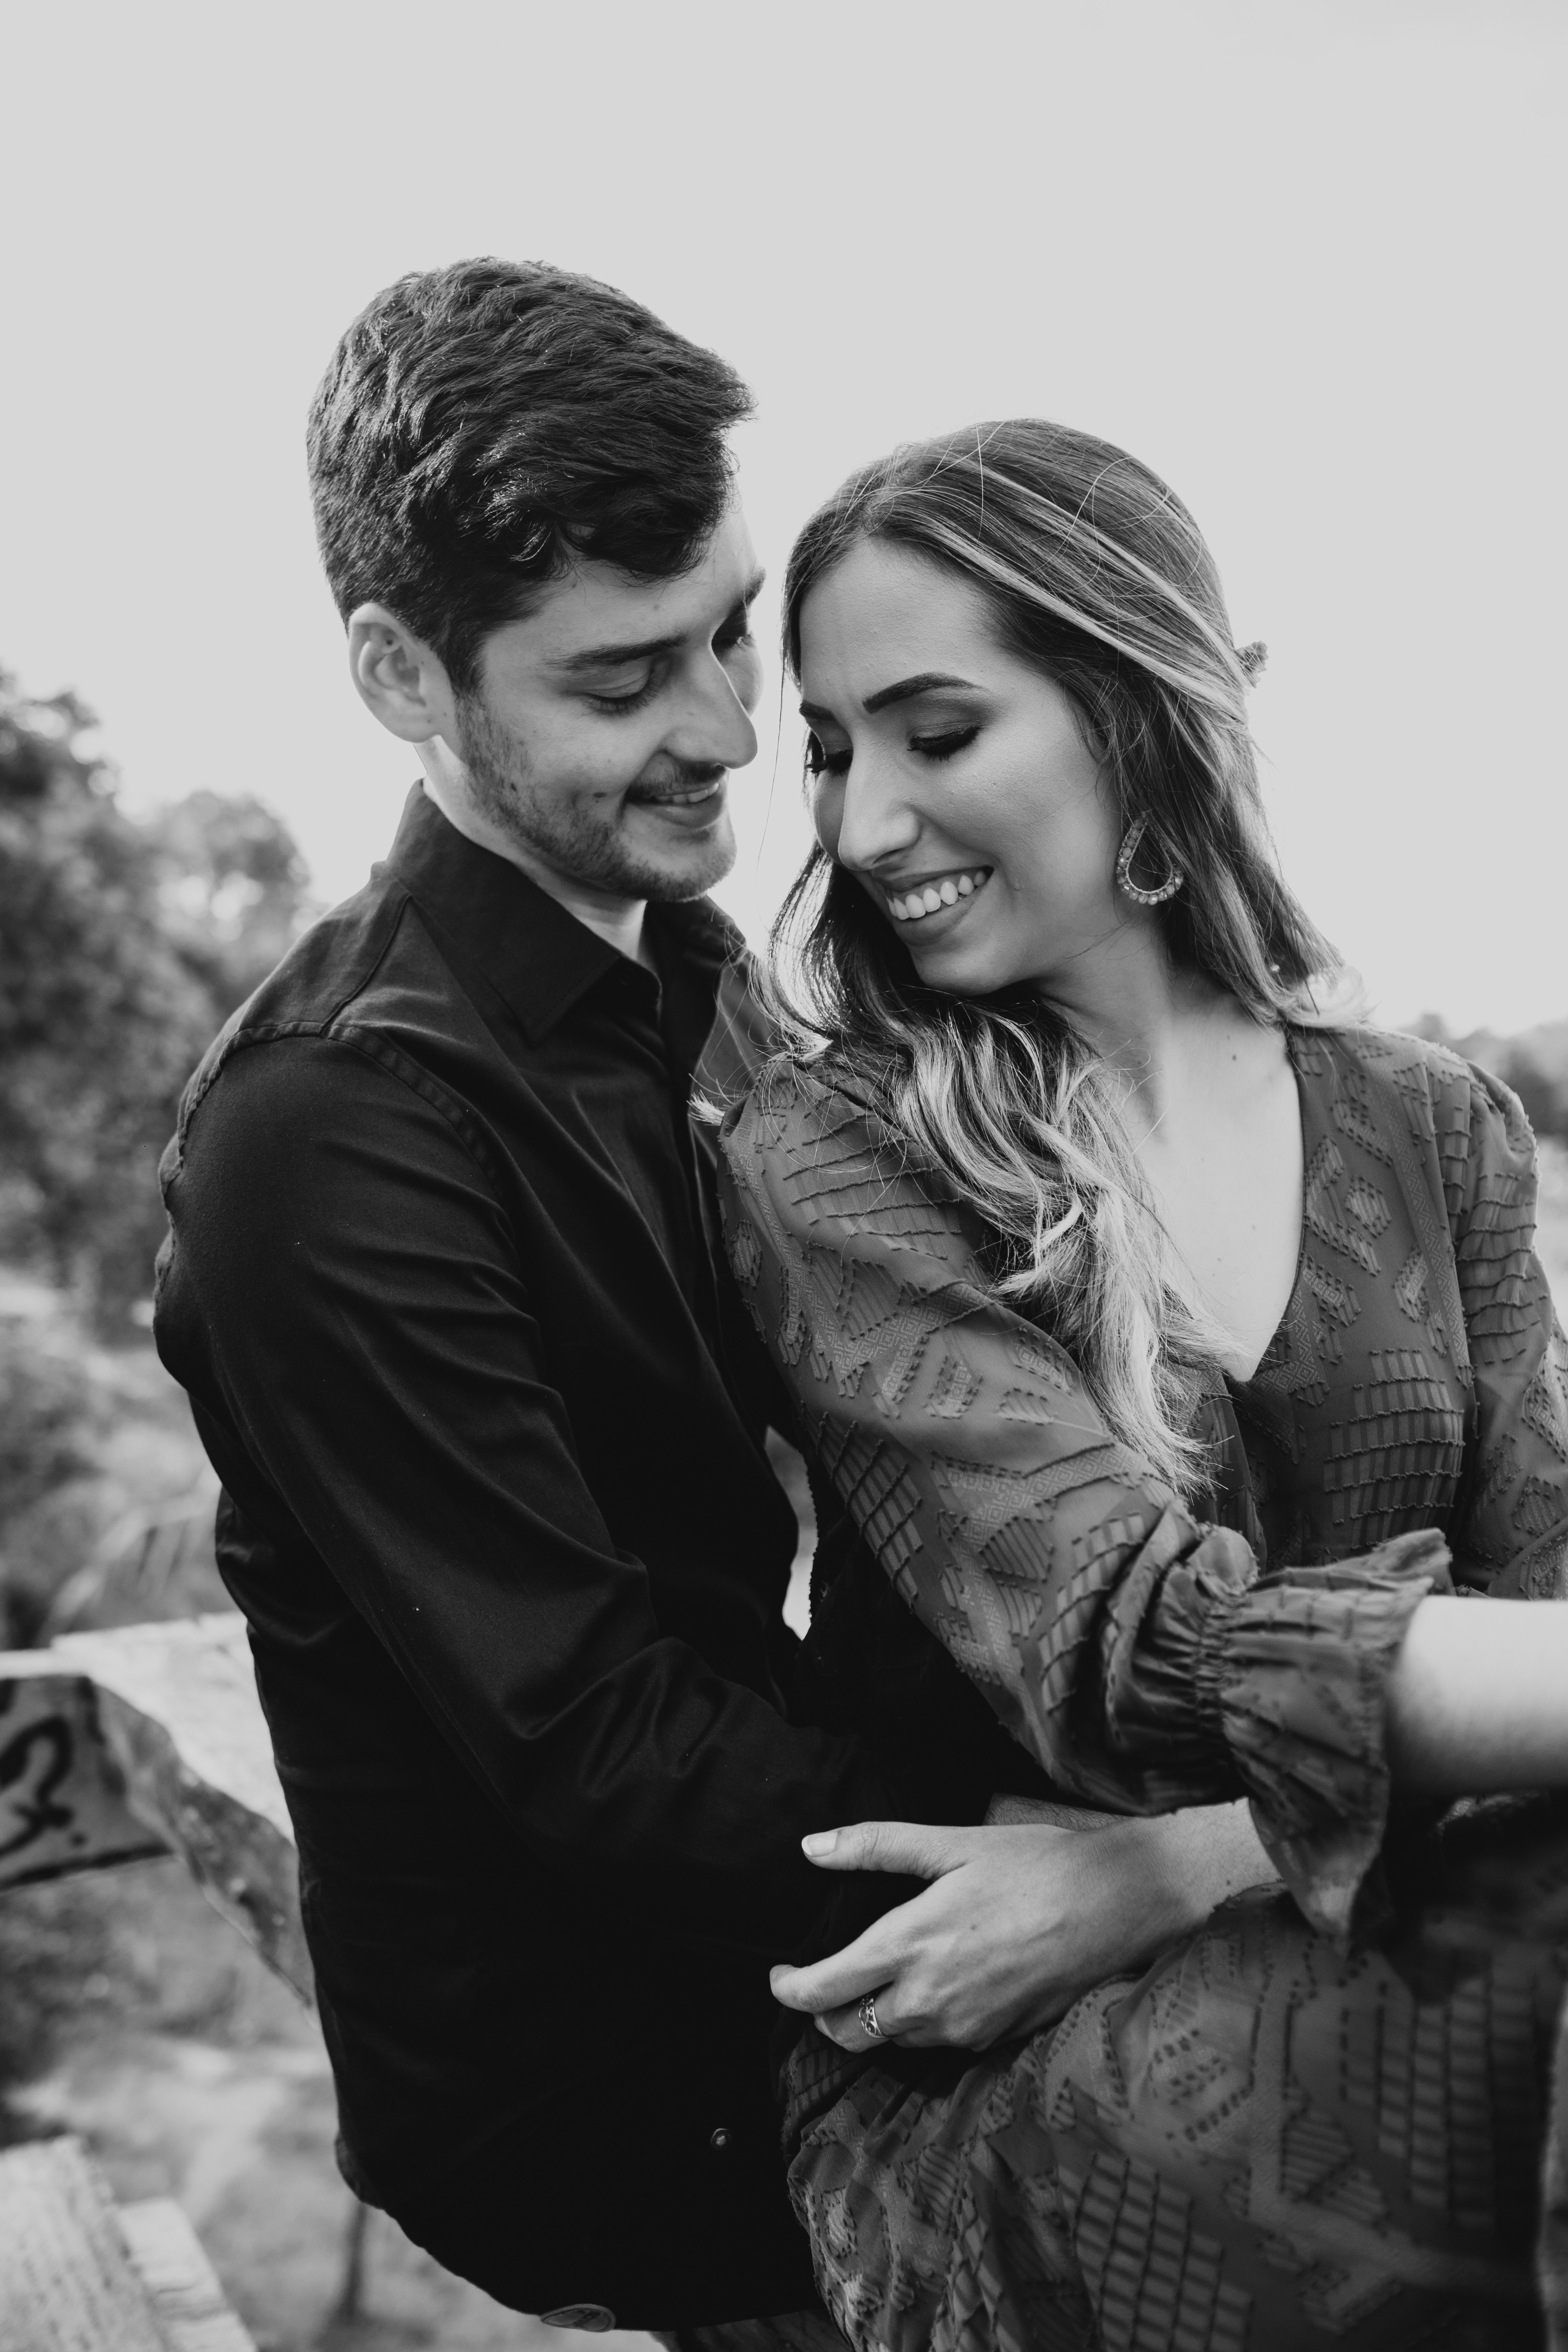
left=766, top=419, right=1353, bottom=1496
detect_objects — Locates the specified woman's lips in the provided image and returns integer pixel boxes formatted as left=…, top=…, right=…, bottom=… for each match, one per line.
left=885, top=867, right=993, bottom=925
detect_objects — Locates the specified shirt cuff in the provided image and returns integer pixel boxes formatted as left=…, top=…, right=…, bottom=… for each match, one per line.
left=1189, top=1531, right=1452, bottom=1939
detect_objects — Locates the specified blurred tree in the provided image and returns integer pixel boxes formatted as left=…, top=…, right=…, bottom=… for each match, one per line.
left=0, top=670, right=311, bottom=1325
left=1412, top=1013, right=1568, bottom=1145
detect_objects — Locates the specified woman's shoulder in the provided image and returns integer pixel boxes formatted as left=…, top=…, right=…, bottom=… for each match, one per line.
left=1298, top=1020, right=1536, bottom=1216
left=718, top=1053, right=979, bottom=1269
left=1302, top=1021, right=1530, bottom=1142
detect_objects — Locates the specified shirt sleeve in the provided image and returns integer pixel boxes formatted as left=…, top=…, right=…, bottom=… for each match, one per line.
left=1449, top=1063, right=1568, bottom=1596
left=158, top=1031, right=926, bottom=1964
left=718, top=1064, right=1449, bottom=1940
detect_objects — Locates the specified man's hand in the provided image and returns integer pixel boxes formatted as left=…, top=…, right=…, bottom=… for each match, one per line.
left=769, top=1802, right=1276, bottom=2053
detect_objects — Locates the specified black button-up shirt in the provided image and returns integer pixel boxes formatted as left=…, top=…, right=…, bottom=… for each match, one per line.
left=153, top=787, right=916, bottom=2246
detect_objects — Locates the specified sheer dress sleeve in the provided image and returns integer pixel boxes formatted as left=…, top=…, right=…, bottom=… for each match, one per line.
left=1446, top=1063, right=1568, bottom=1596
left=718, top=1063, right=1449, bottom=1940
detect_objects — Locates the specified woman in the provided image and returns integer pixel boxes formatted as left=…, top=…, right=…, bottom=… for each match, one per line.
left=716, top=422, right=1568, bottom=2351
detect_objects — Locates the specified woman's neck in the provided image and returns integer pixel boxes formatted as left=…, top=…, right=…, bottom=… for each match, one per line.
left=1035, top=930, right=1235, bottom=1132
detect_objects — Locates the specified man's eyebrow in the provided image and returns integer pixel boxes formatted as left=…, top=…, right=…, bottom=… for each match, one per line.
left=799, top=672, right=982, bottom=726
left=554, top=568, right=767, bottom=675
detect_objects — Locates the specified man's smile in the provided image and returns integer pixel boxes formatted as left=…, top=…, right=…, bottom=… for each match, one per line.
left=625, top=775, right=729, bottom=824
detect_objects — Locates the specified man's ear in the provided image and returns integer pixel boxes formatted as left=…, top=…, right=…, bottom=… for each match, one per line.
left=346, top=604, right=458, bottom=745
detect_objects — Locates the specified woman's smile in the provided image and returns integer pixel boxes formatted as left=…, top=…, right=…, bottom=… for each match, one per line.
left=797, top=541, right=1125, bottom=999
left=880, top=864, right=994, bottom=925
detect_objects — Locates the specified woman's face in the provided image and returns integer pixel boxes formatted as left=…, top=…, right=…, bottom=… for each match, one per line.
left=798, top=539, right=1136, bottom=1001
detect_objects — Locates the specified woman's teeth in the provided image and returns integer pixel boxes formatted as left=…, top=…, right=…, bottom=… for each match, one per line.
left=888, top=869, right=992, bottom=924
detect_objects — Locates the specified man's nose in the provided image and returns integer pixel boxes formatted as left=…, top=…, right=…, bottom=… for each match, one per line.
left=666, top=653, right=759, bottom=773
left=833, top=758, right=920, bottom=875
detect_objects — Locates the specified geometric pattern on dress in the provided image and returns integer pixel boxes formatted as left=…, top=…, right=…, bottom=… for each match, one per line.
left=719, top=1028, right=1568, bottom=2346
left=1064, top=2147, right=1252, bottom=2352
left=1306, top=1137, right=1381, bottom=1277
left=1323, top=1349, right=1466, bottom=1547
left=1522, top=1329, right=1568, bottom=1467
left=783, top=1869, right=1567, bottom=2352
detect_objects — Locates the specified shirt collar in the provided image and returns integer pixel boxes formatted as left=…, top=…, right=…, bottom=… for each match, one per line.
left=378, top=783, right=743, bottom=1044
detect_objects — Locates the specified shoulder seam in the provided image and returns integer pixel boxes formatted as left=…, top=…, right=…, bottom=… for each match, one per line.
left=172, top=1016, right=511, bottom=1205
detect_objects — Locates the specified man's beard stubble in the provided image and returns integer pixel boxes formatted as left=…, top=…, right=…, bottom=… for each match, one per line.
left=456, top=696, right=736, bottom=904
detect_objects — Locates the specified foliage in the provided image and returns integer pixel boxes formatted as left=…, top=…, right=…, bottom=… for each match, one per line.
left=0, top=671, right=311, bottom=1325
left=1412, top=1014, right=1568, bottom=1145
left=0, top=1315, right=99, bottom=1646
left=0, top=1875, right=115, bottom=2124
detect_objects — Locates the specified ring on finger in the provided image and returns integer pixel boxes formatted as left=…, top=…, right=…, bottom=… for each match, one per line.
left=858, top=1991, right=888, bottom=2042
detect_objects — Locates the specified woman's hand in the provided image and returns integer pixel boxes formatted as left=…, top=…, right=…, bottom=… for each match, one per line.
left=770, top=1803, right=1274, bottom=2053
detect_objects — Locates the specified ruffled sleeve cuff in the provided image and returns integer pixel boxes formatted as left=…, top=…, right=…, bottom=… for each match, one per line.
left=1127, top=1527, right=1453, bottom=1941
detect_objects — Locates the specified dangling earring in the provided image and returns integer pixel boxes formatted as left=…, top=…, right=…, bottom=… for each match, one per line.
left=1115, top=813, right=1184, bottom=906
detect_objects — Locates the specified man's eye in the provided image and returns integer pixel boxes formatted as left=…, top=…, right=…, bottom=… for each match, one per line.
left=590, top=677, right=657, bottom=714
left=715, top=626, right=754, bottom=656
left=805, top=733, right=850, bottom=778
left=910, top=725, right=980, bottom=762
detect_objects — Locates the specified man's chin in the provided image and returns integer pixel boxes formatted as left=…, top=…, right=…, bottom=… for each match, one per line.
left=624, top=808, right=737, bottom=903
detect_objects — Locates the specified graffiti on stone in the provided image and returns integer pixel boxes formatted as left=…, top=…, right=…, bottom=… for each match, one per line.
left=0, top=1672, right=164, bottom=1889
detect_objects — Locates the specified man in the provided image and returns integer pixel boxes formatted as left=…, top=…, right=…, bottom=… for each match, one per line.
left=154, top=258, right=1265, bottom=2337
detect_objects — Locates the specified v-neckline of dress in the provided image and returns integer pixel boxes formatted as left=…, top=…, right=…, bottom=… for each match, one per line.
left=1214, top=1023, right=1313, bottom=1397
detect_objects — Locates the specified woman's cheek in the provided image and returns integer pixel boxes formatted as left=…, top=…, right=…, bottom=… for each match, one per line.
left=812, top=780, right=843, bottom=855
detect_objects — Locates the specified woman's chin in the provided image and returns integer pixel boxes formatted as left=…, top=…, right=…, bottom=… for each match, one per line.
left=904, top=935, right=1017, bottom=999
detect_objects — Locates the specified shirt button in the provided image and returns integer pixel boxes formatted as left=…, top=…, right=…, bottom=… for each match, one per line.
left=709, top=2126, right=732, bottom=2152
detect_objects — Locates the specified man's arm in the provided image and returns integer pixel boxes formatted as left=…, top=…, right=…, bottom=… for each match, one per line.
left=158, top=1032, right=908, bottom=1962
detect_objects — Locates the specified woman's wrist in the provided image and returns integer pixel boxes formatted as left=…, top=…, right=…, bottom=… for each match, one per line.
left=1130, top=1801, right=1278, bottom=1944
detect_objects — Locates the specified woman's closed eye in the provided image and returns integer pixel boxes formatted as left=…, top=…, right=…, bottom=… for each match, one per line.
left=806, top=723, right=981, bottom=777
left=910, top=724, right=980, bottom=762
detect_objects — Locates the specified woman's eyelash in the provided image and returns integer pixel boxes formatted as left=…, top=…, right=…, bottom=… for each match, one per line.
left=911, top=725, right=980, bottom=761
left=806, top=723, right=980, bottom=775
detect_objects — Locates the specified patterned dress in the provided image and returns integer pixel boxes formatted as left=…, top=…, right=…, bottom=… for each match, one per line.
left=717, top=1025, right=1568, bottom=2352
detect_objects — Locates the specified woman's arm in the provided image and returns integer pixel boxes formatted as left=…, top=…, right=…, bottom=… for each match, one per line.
left=720, top=1067, right=1445, bottom=1942
left=1390, top=1595, right=1568, bottom=1790
left=769, top=1800, right=1275, bottom=2051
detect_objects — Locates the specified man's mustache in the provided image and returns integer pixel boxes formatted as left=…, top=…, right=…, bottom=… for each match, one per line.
left=625, top=761, right=728, bottom=803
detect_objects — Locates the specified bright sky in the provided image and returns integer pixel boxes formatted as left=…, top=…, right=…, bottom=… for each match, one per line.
left=3, top=0, right=1563, bottom=1032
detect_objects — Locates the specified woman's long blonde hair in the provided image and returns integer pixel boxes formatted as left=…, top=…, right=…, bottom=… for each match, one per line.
left=767, top=420, right=1351, bottom=1496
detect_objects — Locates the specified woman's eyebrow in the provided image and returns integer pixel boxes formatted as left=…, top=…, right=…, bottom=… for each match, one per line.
left=799, top=673, right=983, bottom=729
left=863, top=671, right=981, bottom=714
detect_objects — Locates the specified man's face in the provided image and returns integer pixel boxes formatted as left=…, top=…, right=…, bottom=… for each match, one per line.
left=453, top=503, right=764, bottom=904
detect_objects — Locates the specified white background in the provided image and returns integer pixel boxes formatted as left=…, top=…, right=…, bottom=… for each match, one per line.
left=3, top=0, right=1563, bottom=1030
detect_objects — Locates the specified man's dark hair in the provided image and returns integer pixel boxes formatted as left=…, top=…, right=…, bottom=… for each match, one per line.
left=307, top=257, right=753, bottom=695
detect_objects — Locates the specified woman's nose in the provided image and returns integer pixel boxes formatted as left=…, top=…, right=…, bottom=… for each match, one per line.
left=833, top=762, right=920, bottom=874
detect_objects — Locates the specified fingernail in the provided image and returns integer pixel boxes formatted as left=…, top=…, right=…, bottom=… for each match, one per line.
left=802, top=1831, right=839, bottom=1858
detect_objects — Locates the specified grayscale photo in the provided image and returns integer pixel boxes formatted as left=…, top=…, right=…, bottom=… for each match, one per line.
left=2, top=4, right=1566, bottom=2349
